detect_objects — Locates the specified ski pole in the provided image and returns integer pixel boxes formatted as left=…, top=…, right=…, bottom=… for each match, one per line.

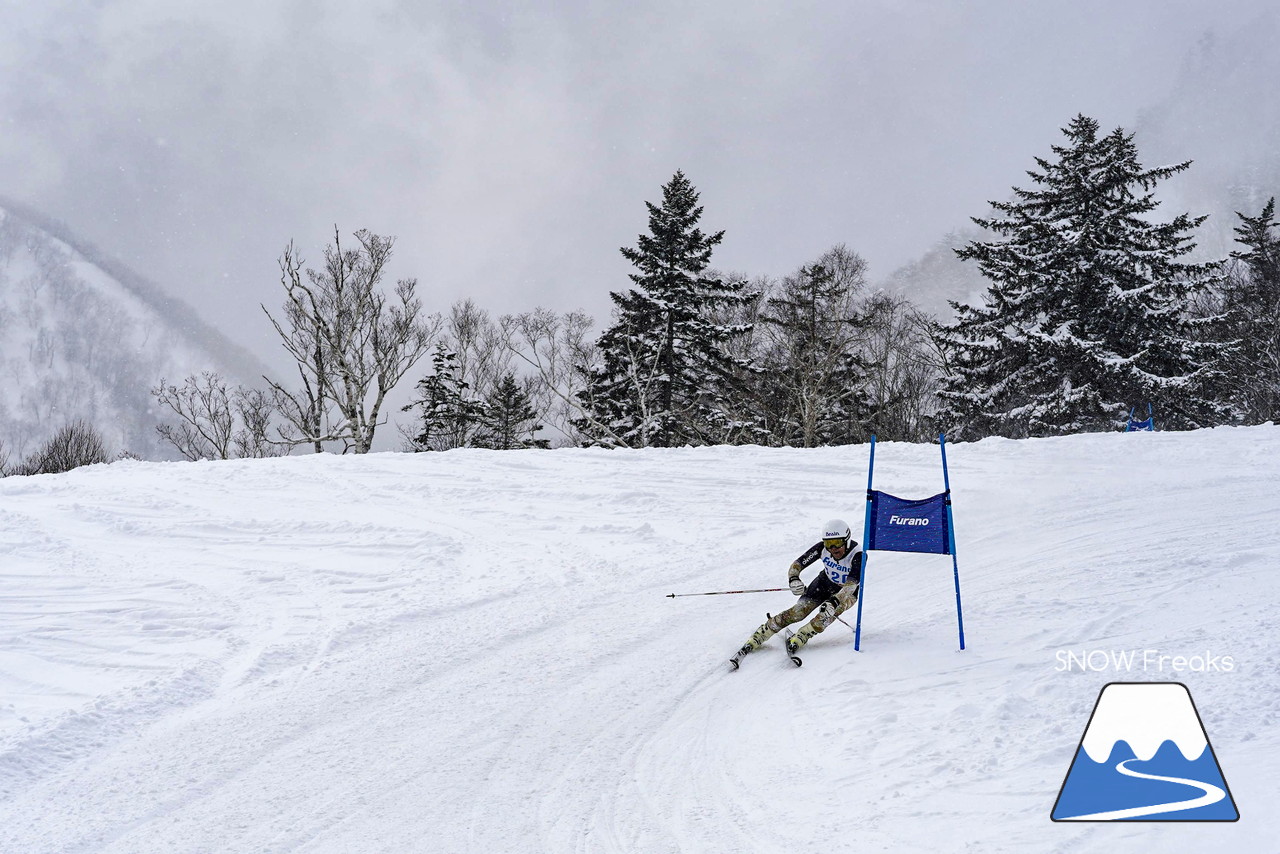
left=666, top=587, right=787, bottom=598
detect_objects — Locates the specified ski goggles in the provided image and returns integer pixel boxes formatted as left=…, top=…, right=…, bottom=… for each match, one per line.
left=823, top=537, right=847, bottom=550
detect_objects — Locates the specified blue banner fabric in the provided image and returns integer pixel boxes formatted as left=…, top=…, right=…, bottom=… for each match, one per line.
left=1126, top=417, right=1154, bottom=432
left=867, top=490, right=952, bottom=555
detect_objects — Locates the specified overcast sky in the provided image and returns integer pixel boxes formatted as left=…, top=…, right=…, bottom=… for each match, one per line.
left=0, top=0, right=1274, bottom=364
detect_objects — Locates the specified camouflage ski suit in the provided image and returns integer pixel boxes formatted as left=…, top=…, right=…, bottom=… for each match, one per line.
left=740, top=540, right=863, bottom=653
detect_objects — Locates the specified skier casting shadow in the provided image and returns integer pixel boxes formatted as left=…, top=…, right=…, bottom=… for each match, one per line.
left=730, top=519, right=863, bottom=669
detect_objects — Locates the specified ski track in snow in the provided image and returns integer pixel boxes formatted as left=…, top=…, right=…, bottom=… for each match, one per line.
left=0, top=429, right=1277, bottom=852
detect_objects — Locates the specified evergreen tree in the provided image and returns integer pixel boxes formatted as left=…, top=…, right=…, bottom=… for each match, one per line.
left=1233, top=197, right=1280, bottom=282
left=1219, top=197, right=1280, bottom=422
left=578, top=171, right=757, bottom=447
left=938, top=114, right=1230, bottom=438
left=476, top=373, right=549, bottom=450
left=758, top=246, right=872, bottom=447
left=402, top=344, right=487, bottom=451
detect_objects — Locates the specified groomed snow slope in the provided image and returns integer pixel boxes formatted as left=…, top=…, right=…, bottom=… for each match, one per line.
left=1, top=427, right=1277, bottom=853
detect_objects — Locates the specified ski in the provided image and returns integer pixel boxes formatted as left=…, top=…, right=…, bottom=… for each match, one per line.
left=783, top=629, right=803, bottom=667
left=728, top=643, right=752, bottom=671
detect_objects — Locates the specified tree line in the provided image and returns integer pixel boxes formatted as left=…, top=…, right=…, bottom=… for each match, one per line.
left=152, top=113, right=1280, bottom=460
left=144, top=183, right=948, bottom=459
left=7, top=111, right=1276, bottom=474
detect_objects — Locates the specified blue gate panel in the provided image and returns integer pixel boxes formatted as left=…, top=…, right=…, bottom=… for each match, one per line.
left=867, top=490, right=952, bottom=555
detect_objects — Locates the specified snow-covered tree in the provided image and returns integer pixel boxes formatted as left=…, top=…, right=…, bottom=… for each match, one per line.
left=1215, top=197, right=1280, bottom=422
left=938, top=114, right=1230, bottom=438
left=577, top=171, right=757, bottom=447
left=401, top=344, right=487, bottom=452
left=476, top=373, right=548, bottom=450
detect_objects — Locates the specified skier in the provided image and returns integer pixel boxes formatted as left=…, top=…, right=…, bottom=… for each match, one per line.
left=729, top=519, right=863, bottom=668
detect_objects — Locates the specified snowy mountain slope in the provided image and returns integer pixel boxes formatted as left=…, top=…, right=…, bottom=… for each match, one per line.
left=1137, top=11, right=1280, bottom=260
left=0, top=200, right=268, bottom=461
left=878, top=226, right=989, bottom=322
left=1, top=428, right=1277, bottom=852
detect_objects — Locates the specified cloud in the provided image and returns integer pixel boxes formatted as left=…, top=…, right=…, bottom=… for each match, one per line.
left=0, top=0, right=1273, bottom=363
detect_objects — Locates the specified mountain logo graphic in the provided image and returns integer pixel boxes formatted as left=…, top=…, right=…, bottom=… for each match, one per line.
left=1052, top=682, right=1239, bottom=822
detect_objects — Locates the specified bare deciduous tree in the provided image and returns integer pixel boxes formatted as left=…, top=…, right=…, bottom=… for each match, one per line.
left=153, top=372, right=284, bottom=461
left=758, top=245, right=871, bottom=447
left=232, top=386, right=282, bottom=459
left=448, top=299, right=514, bottom=400
left=263, top=228, right=440, bottom=454
left=154, top=372, right=235, bottom=460
left=263, top=248, right=337, bottom=454
left=11, top=420, right=110, bottom=475
left=501, top=308, right=617, bottom=447
left=859, top=292, right=945, bottom=442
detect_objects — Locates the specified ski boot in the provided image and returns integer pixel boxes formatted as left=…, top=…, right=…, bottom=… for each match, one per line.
left=785, top=624, right=819, bottom=656
left=729, top=616, right=776, bottom=670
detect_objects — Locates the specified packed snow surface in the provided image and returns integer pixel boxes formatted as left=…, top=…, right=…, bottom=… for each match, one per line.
left=2, top=427, right=1278, bottom=852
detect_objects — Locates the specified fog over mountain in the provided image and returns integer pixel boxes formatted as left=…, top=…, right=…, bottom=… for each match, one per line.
left=880, top=228, right=987, bottom=322
left=0, top=200, right=267, bottom=460
left=1137, top=14, right=1280, bottom=258
left=881, top=11, right=1280, bottom=318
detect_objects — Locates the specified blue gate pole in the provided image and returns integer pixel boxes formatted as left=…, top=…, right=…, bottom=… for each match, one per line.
left=940, top=433, right=966, bottom=650
left=854, top=434, right=876, bottom=651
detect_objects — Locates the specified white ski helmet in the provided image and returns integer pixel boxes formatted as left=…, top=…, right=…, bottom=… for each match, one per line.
left=822, top=518, right=851, bottom=549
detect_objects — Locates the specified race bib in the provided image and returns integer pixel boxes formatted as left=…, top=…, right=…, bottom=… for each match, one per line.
left=823, top=551, right=857, bottom=585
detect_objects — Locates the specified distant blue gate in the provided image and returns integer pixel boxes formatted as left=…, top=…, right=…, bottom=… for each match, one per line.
left=854, top=434, right=966, bottom=651
left=1125, top=404, right=1155, bottom=432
